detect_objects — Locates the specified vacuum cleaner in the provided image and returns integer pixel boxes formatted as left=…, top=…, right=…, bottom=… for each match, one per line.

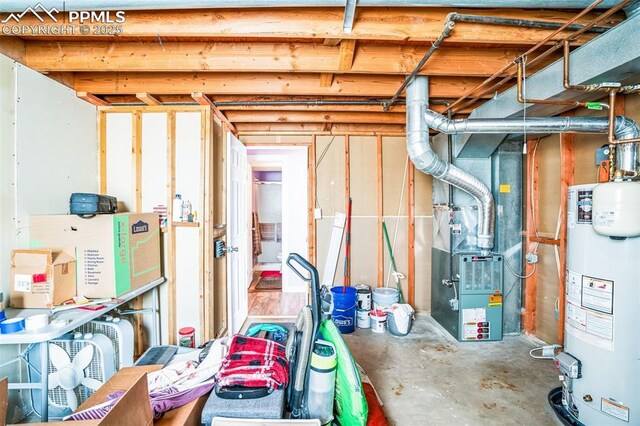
left=285, top=253, right=327, bottom=419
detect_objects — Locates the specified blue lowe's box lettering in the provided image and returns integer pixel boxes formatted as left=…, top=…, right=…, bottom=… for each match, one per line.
left=29, top=213, right=160, bottom=298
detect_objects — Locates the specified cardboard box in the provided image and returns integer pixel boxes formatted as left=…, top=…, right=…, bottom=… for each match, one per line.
left=78, top=366, right=207, bottom=426
left=9, top=249, right=76, bottom=308
left=30, top=213, right=161, bottom=298
left=1, top=371, right=153, bottom=426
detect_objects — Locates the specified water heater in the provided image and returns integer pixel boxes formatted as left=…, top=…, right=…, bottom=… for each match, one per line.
left=554, top=183, right=640, bottom=425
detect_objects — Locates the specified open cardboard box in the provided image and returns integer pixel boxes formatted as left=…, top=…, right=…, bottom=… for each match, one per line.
left=0, top=369, right=153, bottom=426
left=0, top=366, right=206, bottom=426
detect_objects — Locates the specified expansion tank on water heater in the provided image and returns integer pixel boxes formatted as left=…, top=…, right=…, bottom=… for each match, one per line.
left=560, top=183, right=640, bottom=425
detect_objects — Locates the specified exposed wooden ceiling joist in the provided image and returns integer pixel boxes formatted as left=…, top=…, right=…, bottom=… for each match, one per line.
left=191, top=92, right=238, bottom=134
left=74, top=72, right=491, bottom=98
left=22, top=42, right=545, bottom=77
left=5, top=8, right=616, bottom=44
left=97, top=95, right=480, bottom=114
left=235, top=122, right=407, bottom=135
left=225, top=110, right=406, bottom=124
left=76, top=91, right=111, bottom=106
left=136, top=92, right=162, bottom=106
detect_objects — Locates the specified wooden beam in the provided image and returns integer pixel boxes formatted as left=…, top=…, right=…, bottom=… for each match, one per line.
left=323, top=38, right=342, bottom=47
left=166, top=111, right=177, bottom=345
left=192, top=92, right=238, bottom=135
left=377, top=135, right=384, bottom=288
left=10, top=8, right=615, bottom=44
left=338, top=40, right=356, bottom=71
left=319, top=73, right=334, bottom=88
left=99, top=95, right=480, bottom=114
left=559, top=128, right=574, bottom=344
left=530, top=236, right=560, bottom=246
left=202, top=108, right=215, bottom=342
left=235, top=122, right=406, bottom=134
left=24, top=41, right=547, bottom=77
left=309, top=136, right=317, bottom=266
left=136, top=92, right=162, bottom=106
left=523, top=140, right=540, bottom=335
left=98, top=111, right=107, bottom=194
left=76, top=73, right=489, bottom=99
left=0, top=36, right=25, bottom=64
left=407, top=161, right=415, bottom=306
left=131, top=110, right=145, bottom=355
left=225, top=110, right=405, bottom=124
left=76, top=91, right=110, bottom=106
left=344, top=135, right=351, bottom=287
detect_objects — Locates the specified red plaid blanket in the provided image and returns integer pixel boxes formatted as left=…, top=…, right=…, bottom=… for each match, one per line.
left=215, top=335, right=289, bottom=390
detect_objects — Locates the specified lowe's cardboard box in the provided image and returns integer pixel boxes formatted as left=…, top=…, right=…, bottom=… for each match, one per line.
left=30, top=213, right=161, bottom=298
left=9, top=249, right=76, bottom=308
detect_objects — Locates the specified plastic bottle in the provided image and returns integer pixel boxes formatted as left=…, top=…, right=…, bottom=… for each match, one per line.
left=182, top=199, right=192, bottom=222
left=307, top=340, right=337, bottom=425
left=173, top=194, right=184, bottom=222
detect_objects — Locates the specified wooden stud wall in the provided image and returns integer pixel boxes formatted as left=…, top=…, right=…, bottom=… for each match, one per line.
left=97, top=105, right=216, bottom=347
left=523, top=140, right=539, bottom=335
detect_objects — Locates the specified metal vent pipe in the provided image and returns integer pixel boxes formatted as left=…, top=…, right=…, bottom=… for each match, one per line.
left=407, top=76, right=496, bottom=252
left=407, top=76, right=640, bottom=252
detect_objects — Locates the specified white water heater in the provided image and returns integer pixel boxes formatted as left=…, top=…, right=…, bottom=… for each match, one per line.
left=558, top=183, right=640, bottom=425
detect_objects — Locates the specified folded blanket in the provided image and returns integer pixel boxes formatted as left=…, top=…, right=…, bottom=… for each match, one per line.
left=215, top=335, right=289, bottom=390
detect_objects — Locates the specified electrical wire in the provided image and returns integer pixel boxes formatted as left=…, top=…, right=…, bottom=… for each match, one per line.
left=529, top=345, right=562, bottom=360
left=505, top=257, right=537, bottom=279
left=314, top=135, right=337, bottom=209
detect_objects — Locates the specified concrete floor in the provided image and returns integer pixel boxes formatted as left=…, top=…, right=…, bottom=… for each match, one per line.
left=343, top=315, right=562, bottom=426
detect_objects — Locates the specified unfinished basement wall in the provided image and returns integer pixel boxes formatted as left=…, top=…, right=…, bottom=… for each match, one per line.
left=100, top=106, right=223, bottom=347
left=239, top=134, right=433, bottom=311
left=530, top=95, right=640, bottom=344
left=0, top=55, right=97, bottom=422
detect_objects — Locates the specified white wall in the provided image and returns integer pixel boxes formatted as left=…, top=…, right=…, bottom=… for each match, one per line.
left=0, top=55, right=97, bottom=422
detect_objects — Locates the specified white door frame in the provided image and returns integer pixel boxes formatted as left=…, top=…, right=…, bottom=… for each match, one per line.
left=247, top=147, right=309, bottom=294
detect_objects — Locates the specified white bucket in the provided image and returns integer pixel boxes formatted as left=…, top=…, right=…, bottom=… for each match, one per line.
left=356, top=285, right=372, bottom=311
left=356, top=308, right=371, bottom=329
left=372, top=287, right=399, bottom=310
left=370, top=310, right=387, bottom=333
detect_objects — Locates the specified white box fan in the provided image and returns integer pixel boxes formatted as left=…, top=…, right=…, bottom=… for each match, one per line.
left=77, top=316, right=134, bottom=370
left=28, top=332, right=115, bottom=419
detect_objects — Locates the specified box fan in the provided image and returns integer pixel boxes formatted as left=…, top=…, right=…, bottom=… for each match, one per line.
left=77, top=316, right=134, bottom=370
left=28, top=333, right=115, bottom=419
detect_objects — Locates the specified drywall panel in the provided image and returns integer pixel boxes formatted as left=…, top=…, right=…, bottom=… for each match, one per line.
left=382, top=136, right=408, bottom=216
left=349, top=136, right=377, bottom=216
left=174, top=112, right=203, bottom=341
left=0, top=59, right=96, bottom=422
left=536, top=136, right=561, bottom=236
left=535, top=244, right=560, bottom=344
left=140, top=112, right=168, bottom=344
left=415, top=216, right=433, bottom=312
left=382, top=216, right=409, bottom=302
left=141, top=113, right=168, bottom=211
left=350, top=217, right=378, bottom=287
left=415, top=169, right=433, bottom=216
left=175, top=229, right=202, bottom=343
left=106, top=113, right=133, bottom=211
left=316, top=135, right=346, bottom=217
left=15, top=64, right=98, bottom=246
left=0, top=54, right=24, bottom=424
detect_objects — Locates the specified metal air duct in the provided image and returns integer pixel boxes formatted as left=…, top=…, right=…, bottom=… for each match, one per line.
left=407, top=76, right=640, bottom=252
left=407, top=76, right=495, bottom=252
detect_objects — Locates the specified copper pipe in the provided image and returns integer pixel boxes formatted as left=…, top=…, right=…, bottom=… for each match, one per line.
left=608, top=90, right=618, bottom=144
left=563, top=41, right=591, bottom=91
left=517, top=60, right=589, bottom=107
left=446, top=0, right=631, bottom=114
left=611, top=137, right=640, bottom=144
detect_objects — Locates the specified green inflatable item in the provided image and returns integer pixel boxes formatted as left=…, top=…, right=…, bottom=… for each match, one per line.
left=319, top=319, right=368, bottom=426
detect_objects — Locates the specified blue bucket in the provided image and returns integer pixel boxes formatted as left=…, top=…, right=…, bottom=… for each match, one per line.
left=331, top=287, right=358, bottom=334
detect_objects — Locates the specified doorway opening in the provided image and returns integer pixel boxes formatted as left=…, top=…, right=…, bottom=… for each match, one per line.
left=246, top=147, right=309, bottom=319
